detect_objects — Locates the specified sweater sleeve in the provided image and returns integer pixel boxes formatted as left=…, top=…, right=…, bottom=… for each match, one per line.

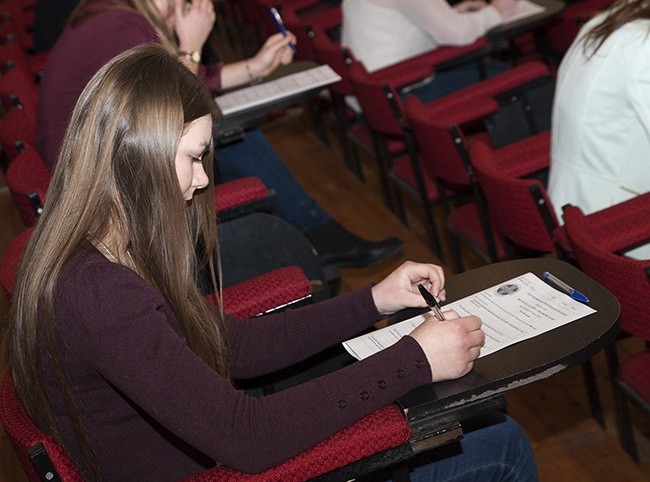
left=198, top=62, right=225, bottom=94
left=225, top=285, right=385, bottom=378
left=58, top=254, right=432, bottom=473
left=399, top=0, right=502, bottom=46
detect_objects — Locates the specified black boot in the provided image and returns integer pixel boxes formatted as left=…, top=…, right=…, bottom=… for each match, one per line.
left=305, top=219, right=403, bottom=269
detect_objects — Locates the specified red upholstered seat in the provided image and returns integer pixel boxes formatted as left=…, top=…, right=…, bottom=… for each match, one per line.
left=562, top=198, right=650, bottom=461
left=211, top=266, right=313, bottom=319
left=1, top=374, right=410, bottom=482
left=6, top=143, right=50, bottom=227
left=0, top=376, right=85, bottom=482
left=214, top=176, right=270, bottom=214
left=0, top=62, right=38, bottom=115
left=0, top=227, right=32, bottom=297
left=0, top=105, right=35, bottom=161
left=469, top=137, right=558, bottom=257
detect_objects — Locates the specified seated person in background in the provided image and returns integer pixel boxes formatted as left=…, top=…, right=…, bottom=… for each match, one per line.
left=548, top=0, right=650, bottom=259
left=35, top=0, right=402, bottom=270
left=341, top=0, right=517, bottom=101
left=6, top=43, right=538, bottom=482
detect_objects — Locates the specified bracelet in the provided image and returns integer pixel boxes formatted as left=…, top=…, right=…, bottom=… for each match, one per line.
left=178, top=50, right=201, bottom=65
left=245, top=59, right=262, bottom=85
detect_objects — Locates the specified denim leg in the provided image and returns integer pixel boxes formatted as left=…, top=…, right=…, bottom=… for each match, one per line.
left=403, top=60, right=510, bottom=103
left=393, top=413, right=538, bottom=482
left=215, top=128, right=330, bottom=232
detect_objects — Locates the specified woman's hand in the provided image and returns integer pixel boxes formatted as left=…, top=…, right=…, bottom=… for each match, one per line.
left=371, top=261, right=446, bottom=316
left=409, top=310, right=484, bottom=382
left=454, top=0, right=488, bottom=12
left=173, top=0, right=216, bottom=53
left=491, top=0, right=518, bottom=18
left=247, top=32, right=297, bottom=78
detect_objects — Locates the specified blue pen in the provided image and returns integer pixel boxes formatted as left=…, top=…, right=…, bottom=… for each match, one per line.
left=542, top=271, right=590, bottom=303
left=269, top=7, right=297, bottom=53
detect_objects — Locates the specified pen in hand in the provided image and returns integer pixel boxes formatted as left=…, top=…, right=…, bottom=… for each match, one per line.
left=417, top=284, right=446, bottom=321
left=269, top=7, right=297, bottom=53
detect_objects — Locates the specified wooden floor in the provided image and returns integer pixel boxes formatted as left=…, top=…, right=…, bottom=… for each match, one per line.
left=1, top=91, right=649, bottom=482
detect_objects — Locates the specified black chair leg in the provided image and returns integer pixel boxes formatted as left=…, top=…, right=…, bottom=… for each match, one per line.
left=581, top=358, right=604, bottom=427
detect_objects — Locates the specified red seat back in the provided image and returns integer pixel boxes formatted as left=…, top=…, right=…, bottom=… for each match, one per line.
left=0, top=375, right=85, bottom=482
left=562, top=204, right=650, bottom=340
left=0, top=227, right=33, bottom=297
left=6, top=144, right=51, bottom=227
left=469, top=140, right=558, bottom=253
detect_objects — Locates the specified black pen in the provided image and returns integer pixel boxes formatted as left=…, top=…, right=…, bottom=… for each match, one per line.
left=417, top=284, right=445, bottom=321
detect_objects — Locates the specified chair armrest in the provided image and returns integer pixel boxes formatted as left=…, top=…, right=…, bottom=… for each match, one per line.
left=425, top=95, right=500, bottom=126
left=424, top=61, right=550, bottom=111
left=212, top=266, right=313, bottom=319
left=580, top=193, right=650, bottom=254
left=371, top=38, right=492, bottom=90
left=493, top=130, right=551, bottom=177
left=180, top=404, right=410, bottom=481
left=214, top=177, right=272, bottom=221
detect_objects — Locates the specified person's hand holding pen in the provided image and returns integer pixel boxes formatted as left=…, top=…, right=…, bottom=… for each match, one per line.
left=371, top=261, right=447, bottom=316
left=372, top=261, right=484, bottom=382
left=247, top=32, right=297, bottom=79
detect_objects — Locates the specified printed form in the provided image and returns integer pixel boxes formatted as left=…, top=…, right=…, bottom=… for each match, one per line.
left=343, top=272, right=596, bottom=360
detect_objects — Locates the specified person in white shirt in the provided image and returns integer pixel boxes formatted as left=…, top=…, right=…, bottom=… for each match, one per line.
left=549, top=0, right=650, bottom=259
left=341, top=0, right=517, bottom=101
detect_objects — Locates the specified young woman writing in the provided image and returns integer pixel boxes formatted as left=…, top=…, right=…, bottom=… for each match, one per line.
left=7, top=44, right=537, bottom=482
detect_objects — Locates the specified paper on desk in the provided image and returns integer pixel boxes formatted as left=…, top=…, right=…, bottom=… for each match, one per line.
left=501, top=0, right=546, bottom=25
left=215, top=65, right=341, bottom=116
left=343, top=272, right=596, bottom=360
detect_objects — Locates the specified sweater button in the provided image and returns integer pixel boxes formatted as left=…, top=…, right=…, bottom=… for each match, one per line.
left=360, top=391, right=369, bottom=401
left=337, top=399, right=347, bottom=409
left=377, top=380, right=386, bottom=389
left=415, top=359, right=425, bottom=368
left=395, top=369, right=405, bottom=378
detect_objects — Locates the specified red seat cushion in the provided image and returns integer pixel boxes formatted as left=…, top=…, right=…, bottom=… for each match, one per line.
left=182, top=404, right=410, bottom=481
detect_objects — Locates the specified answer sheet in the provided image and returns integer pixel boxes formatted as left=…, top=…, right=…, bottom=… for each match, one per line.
left=343, top=272, right=596, bottom=360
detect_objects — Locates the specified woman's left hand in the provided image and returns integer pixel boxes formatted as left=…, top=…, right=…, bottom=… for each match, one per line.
left=371, top=261, right=446, bottom=316
left=247, top=32, right=297, bottom=78
left=173, top=0, right=216, bottom=53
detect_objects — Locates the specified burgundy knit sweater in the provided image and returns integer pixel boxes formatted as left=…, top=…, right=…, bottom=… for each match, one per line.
left=35, top=0, right=225, bottom=171
left=33, top=249, right=432, bottom=480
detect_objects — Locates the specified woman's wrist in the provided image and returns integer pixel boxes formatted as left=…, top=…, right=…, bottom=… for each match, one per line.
left=244, top=58, right=263, bottom=85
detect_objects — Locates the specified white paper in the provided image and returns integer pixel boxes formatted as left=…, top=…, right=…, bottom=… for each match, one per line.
left=343, top=272, right=596, bottom=360
left=215, top=65, right=341, bottom=116
left=501, top=0, right=546, bottom=25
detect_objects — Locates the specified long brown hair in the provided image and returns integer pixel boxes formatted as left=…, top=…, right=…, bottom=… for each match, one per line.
left=69, top=0, right=178, bottom=52
left=5, top=44, right=227, bottom=479
left=583, top=0, right=650, bottom=56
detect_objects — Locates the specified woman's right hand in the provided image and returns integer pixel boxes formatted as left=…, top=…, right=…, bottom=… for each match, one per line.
left=174, top=0, right=216, bottom=53
left=409, top=310, right=484, bottom=382
left=491, top=0, right=518, bottom=18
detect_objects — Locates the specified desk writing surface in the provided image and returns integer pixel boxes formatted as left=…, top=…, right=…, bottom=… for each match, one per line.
left=397, top=258, right=620, bottom=422
left=214, top=61, right=338, bottom=132
left=487, top=0, right=565, bottom=41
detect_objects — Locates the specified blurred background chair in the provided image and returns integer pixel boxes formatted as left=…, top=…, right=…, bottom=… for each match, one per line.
left=562, top=197, right=650, bottom=462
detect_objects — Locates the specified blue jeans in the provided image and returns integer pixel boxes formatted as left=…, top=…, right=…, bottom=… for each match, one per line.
left=401, top=60, right=509, bottom=103
left=216, top=128, right=329, bottom=232
left=386, top=413, right=538, bottom=482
